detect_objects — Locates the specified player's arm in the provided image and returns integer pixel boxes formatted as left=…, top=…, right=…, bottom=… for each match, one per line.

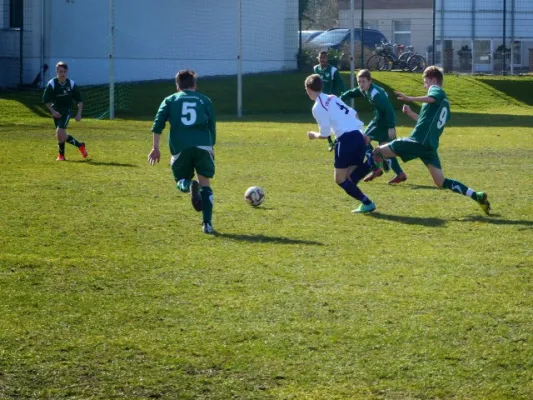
left=148, top=98, right=170, bottom=164
left=307, top=107, right=331, bottom=140
left=395, top=91, right=436, bottom=104
left=340, top=87, right=362, bottom=102
left=333, top=69, right=346, bottom=95
left=43, top=84, right=60, bottom=118
left=402, top=105, right=419, bottom=121
left=374, top=92, right=397, bottom=139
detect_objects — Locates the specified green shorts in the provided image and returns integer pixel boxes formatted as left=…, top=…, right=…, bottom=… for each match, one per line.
left=364, top=121, right=390, bottom=143
left=389, top=137, right=441, bottom=169
left=171, top=147, right=215, bottom=181
left=53, top=113, right=71, bottom=129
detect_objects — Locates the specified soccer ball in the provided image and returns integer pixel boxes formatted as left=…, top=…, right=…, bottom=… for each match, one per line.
left=244, top=186, right=265, bottom=207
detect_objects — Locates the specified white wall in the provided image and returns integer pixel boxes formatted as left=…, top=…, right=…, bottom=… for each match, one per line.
left=0, top=0, right=298, bottom=87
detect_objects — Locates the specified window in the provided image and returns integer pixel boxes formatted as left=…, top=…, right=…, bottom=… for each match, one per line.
left=10, top=0, right=23, bottom=28
left=363, top=20, right=378, bottom=30
left=393, top=20, right=410, bottom=46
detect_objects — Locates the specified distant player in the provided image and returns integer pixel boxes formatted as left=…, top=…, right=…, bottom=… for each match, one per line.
left=313, top=50, right=347, bottom=152
left=148, top=70, right=217, bottom=234
left=373, top=66, right=491, bottom=215
left=43, top=61, right=88, bottom=161
left=305, top=73, right=376, bottom=214
left=341, top=69, right=407, bottom=184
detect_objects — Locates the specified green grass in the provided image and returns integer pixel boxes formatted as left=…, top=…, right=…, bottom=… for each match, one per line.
left=1, top=73, right=533, bottom=399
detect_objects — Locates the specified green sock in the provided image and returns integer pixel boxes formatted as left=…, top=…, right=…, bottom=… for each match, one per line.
left=176, top=179, right=191, bottom=192
left=66, top=134, right=81, bottom=147
left=200, top=186, right=213, bottom=224
left=443, top=178, right=477, bottom=200
left=389, top=157, right=403, bottom=175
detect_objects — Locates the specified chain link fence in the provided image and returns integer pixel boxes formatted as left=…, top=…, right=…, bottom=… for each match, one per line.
left=1, top=0, right=532, bottom=117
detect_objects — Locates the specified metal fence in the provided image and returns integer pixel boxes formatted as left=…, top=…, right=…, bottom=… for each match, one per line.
left=1, top=0, right=532, bottom=117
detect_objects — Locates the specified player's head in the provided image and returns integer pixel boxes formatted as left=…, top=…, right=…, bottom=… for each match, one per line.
left=356, top=69, right=372, bottom=91
left=176, top=70, right=197, bottom=91
left=305, top=74, right=323, bottom=100
left=55, top=61, right=68, bottom=80
left=317, top=50, right=328, bottom=67
left=422, top=66, right=443, bottom=88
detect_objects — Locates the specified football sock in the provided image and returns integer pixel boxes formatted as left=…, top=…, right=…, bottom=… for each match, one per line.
left=389, top=157, right=403, bottom=175
left=443, top=178, right=477, bottom=200
left=58, top=142, right=65, bottom=155
left=339, top=180, right=370, bottom=204
left=349, top=160, right=372, bottom=184
left=200, top=186, right=214, bottom=224
left=176, top=179, right=191, bottom=193
left=66, top=135, right=81, bottom=147
left=327, top=136, right=334, bottom=146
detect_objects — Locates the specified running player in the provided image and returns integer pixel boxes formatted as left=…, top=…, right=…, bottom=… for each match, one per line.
left=341, top=69, right=407, bottom=184
left=305, top=73, right=376, bottom=214
left=43, top=61, right=88, bottom=161
left=148, top=70, right=217, bottom=234
left=373, top=66, right=491, bottom=215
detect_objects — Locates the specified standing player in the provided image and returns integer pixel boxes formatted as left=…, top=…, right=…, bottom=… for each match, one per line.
left=313, top=50, right=347, bottom=151
left=341, top=69, right=407, bottom=184
left=373, top=66, right=491, bottom=215
left=148, top=70, right=217, bottom=234
left=43, top=61, right=88, bottom=161
left=305, top=74, right=376, bottom=214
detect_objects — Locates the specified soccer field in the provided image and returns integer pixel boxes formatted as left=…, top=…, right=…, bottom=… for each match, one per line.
left=1, top=74, right=533, bottom=399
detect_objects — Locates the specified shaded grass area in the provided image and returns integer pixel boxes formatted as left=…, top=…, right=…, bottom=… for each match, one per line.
left=0, top=112, right=532, bottom=398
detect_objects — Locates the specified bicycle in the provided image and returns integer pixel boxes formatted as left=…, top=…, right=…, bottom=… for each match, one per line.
left=367, top=41, right=426, bottom=72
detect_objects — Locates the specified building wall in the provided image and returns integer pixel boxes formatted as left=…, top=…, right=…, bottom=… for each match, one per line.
left=0, top=0, right=298, bottom=87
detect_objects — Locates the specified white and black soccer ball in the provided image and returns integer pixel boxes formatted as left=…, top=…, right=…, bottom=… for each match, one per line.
left=244, top=186, right=265, bottom=207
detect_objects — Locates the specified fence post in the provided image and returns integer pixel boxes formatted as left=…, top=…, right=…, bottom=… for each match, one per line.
left=529, top=48, right=533, bottom=73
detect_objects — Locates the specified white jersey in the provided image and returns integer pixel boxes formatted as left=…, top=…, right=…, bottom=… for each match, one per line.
left=312, top=93, right=364, bottom=139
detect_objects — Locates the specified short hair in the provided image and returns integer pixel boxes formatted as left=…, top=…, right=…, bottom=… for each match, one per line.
left=175, top=70, right=197, bottom=90
left=56, top=61, right=68, bottom=70
left=357, top=69, right=371, bottom=81
left=305, top=74, right=323, bottom=92
left=423, top=66, right=444, bottom=85
left=317, top=50, right=328, bottom=58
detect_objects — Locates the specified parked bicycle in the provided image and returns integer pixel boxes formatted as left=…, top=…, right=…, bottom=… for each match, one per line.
left=367, top=41, right=426, bottom=72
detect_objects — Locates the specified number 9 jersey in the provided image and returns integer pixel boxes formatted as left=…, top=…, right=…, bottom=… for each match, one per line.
left=151, top=90, right=216, bottom=155
left=410, top=85, right=450, bottom=150
left=312, top=93, right=365, bottom=140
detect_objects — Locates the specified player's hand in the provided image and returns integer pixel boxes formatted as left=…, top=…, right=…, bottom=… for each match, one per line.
left=395, top=91, right=411, bottom=102
left=74, top=113, right=82, bottom=122
left=148, top=148, right=161, bottom=165
left=307, top=131, right=317, bottom=140
left=402, top=105, right=411, bottom=114
left=388, top=128, right=397, bottom=140
left=52, top=110, right=61, bottom=118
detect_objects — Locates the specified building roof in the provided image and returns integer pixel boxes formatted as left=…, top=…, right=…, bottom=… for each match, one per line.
left=338, top=0, right=433, bottom=9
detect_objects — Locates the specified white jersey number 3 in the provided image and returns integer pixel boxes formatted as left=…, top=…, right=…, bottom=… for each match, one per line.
left=181, top=102, right=197, bottom=125
left=437, top=107, right=448, bottom=129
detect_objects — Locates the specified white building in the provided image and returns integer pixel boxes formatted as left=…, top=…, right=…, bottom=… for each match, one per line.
left=0, top=0, right=298, bottom=88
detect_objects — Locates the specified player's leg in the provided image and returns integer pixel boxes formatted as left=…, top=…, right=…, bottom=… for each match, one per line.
left=195, top=148, right=216, bottom=233
left=171, top=150, right=198, bottom=206
left=372, top=142, right=397, bottom=172
left=381, top=140, right=406, bottom=184
left=426, top=163, right=491, bottom=215
left=61, top=115, right=87, bottom=158
left=334, top=132, right=375, bottom=213
left=55, top=122, right=68, bottom=161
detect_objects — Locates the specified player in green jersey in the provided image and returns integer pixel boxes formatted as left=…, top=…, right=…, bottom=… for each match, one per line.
left=341, top=69, right=407, bottom=184
left=43, top=62, right=88, bottom=161
left=372, top=66, right=490, bottom=215
left=314, top=50, right=347, bottom=151
left=148, top=70, right=217, bottom=234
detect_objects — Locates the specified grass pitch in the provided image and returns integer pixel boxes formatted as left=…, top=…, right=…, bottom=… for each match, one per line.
left=1, top=73, right=533, bottom=399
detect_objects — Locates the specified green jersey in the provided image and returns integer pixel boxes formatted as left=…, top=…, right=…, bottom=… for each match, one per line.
left=410, top=85, right=450, bottom=149
left=42, top=78, right=83, bottom=114
left=313, top=64, right=346, bottom=95
left=152, top=90, right=216, bottom=155
left=340, top=83, right=396, bottom=128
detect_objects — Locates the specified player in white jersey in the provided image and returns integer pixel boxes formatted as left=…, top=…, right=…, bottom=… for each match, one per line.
left=305, top=74, right=376, bottom=213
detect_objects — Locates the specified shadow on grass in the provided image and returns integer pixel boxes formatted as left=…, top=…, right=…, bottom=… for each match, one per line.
left=214, top=232, right=324, bottom=245
left=85, top=160, right=139, bottom=167
left=395, top=183, right=436, bottom=190
left=367, top=212, right=446, bottom=227
left=457, top=214, right=533, bottom=229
